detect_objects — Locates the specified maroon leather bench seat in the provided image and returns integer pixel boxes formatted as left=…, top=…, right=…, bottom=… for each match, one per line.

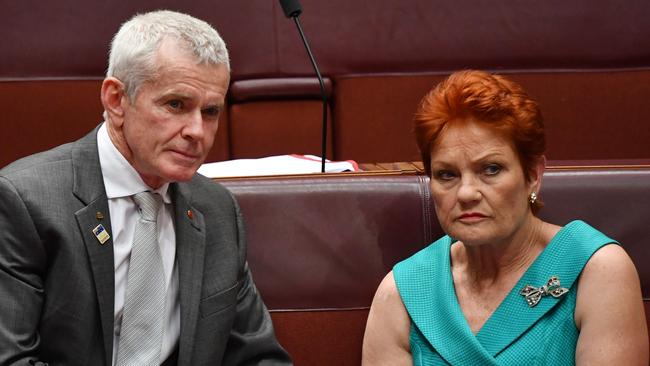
left=220, top=164, right=650, bottom=365
left=221, top=173, right=435, bottom=366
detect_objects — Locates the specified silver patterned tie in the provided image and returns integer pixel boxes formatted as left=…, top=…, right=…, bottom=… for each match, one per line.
left=116, top=191, right=166, bottom=365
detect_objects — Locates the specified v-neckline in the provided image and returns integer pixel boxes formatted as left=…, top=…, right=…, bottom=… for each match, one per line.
left=446, top=222, right=574, bottom=349
left=448, top=223, right=567, bottom=336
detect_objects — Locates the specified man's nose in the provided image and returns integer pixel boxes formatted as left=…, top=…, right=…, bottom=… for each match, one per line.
left=182, top=110, right=205, bottom=140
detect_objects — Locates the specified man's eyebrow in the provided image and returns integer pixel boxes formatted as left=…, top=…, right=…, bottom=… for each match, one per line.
left=159, top=91, right=193, bottom=100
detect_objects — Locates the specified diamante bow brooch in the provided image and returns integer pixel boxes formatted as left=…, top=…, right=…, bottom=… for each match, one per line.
left=519, top=275, right=568, bottom=307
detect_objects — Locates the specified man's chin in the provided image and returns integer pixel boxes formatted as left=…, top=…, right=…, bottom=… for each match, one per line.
left=169, top=169, right=199, bottom=182
left=160, top=164, right=201, bottom=183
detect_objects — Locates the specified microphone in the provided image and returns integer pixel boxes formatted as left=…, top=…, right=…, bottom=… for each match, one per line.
left=279, top=0, right=302, bottom=18
left=278, top=0, right=328, bottom=173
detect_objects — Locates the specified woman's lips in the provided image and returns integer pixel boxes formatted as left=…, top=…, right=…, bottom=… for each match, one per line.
left=457, top=212, right=487, bottom=222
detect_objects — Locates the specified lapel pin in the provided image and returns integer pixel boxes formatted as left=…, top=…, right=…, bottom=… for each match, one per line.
left=96, top=211, right=104, bottom=220
left=186, top=209, right=194, bottom=220
left=92, top=224, right=110, bottom=245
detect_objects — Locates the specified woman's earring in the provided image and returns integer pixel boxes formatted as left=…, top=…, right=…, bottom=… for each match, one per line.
left=529, top=192, right=538, bottom=204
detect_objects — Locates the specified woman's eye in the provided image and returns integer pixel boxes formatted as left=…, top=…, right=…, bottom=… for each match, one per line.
left=484, top=164, right=501, bottom=176
left=435, top=170, right=456, bottom=181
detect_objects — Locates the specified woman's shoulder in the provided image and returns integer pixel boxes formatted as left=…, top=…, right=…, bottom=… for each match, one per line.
left=586, top=242, right=634, bottom=267
left=575, top=242, right=642, bottom=326
left=573, top=243, right=648, bottom=364
left=363, top=271, right=412, bottom=365
left=373, top=271, right=402, bottom=306
left=579, top=243, right=638, bottom=292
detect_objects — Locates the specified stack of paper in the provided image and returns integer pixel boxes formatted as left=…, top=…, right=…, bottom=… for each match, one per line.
left=198, top=154, right=360, bottom=178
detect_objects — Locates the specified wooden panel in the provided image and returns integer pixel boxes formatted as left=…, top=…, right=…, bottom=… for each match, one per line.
left=229, top=100, right=333, bottom=159
left=333, top=71, right=650, bottom=163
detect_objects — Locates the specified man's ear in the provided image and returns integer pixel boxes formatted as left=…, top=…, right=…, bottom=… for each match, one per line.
left=529, top=155, right=546, bottom=194
left=101, top=77, right=127, bottom=127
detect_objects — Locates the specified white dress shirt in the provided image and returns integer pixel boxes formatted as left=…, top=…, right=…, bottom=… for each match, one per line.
left=96, top=123, right=180, bottom=365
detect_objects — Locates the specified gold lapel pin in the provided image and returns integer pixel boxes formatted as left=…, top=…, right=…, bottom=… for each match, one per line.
left=96, top=211, right=104, bottom=220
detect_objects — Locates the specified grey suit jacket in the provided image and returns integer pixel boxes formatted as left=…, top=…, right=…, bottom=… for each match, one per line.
left=0, top=127, right=291, bottom=365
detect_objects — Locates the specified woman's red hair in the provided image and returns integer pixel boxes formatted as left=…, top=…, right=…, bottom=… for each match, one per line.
left=414, top=70, right=546, bottom=212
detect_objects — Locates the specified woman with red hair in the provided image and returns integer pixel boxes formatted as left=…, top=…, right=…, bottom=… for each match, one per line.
left=362, top=70, right=648, bottom=365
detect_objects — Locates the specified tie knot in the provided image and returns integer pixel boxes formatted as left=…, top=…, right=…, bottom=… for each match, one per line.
left=133, top=191, right=162, bottom=221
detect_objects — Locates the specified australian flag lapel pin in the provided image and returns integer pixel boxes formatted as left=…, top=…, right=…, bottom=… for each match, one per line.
left=92, top=224, right=110, bottom=245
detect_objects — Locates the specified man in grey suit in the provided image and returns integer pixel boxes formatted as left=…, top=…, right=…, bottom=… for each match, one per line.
left=0, top=10, right=291, bottom=366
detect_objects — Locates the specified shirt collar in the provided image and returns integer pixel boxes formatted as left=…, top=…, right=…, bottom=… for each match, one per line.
left=97, top=122, right=171, bottom=203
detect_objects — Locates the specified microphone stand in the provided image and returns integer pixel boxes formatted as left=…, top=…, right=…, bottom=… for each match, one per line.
left=289, top=16, right=328, bottom=173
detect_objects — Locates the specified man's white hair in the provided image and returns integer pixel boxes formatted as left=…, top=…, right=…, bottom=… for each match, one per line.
left=106, top=10, right=230, bottom=101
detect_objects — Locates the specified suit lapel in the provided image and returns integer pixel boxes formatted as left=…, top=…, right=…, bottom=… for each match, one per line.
left=71, top=128, right=115, bottom=366
left=171, top=183, right=207, bottom=365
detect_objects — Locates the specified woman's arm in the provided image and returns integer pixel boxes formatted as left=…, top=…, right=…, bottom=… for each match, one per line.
left=362, top=271, right=413, bottom=366
left=575, top=244, right=649, bottom=365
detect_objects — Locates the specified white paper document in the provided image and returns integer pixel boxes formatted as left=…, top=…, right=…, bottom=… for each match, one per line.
left=198, top=154, right=360, bottom=178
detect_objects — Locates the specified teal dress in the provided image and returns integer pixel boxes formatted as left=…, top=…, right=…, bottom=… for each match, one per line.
left=393, top=220, right=617, bottom=365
